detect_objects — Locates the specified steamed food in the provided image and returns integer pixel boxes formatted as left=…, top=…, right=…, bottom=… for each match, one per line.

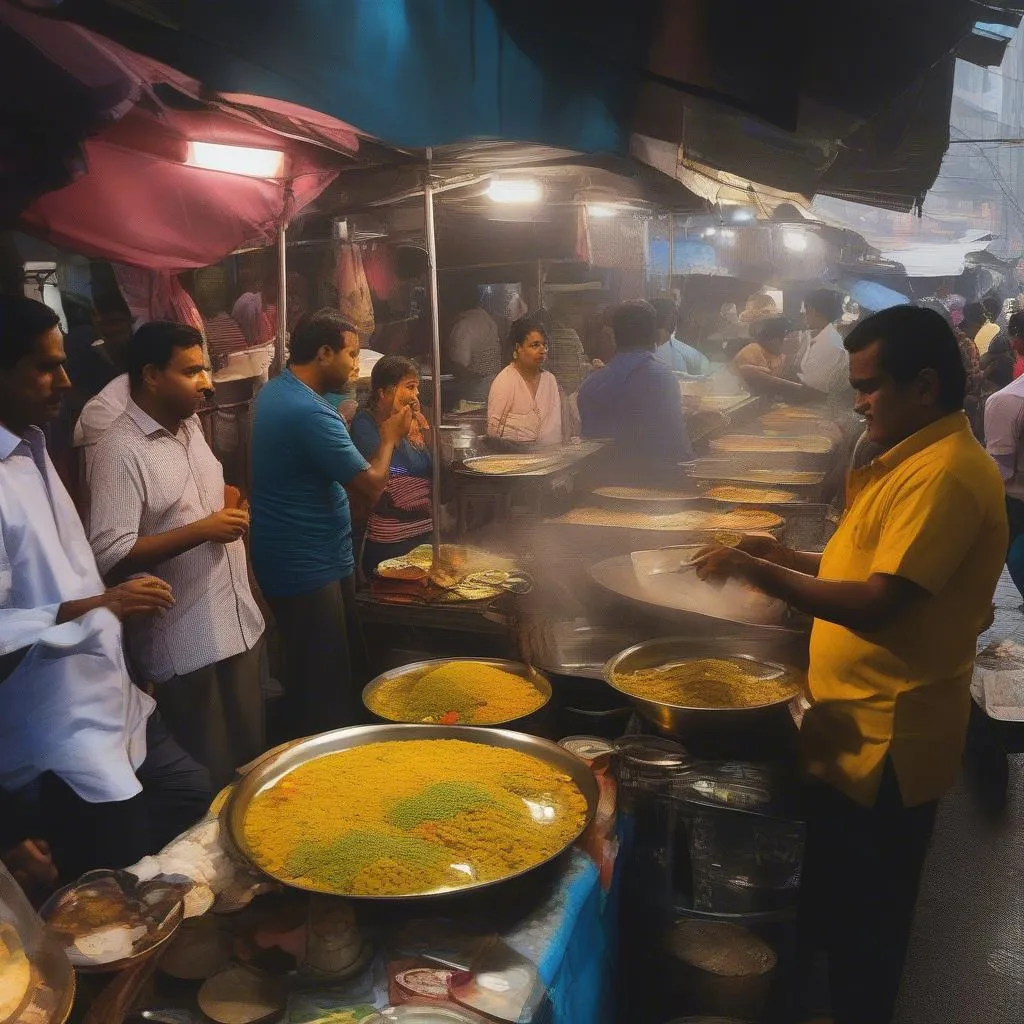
left=243, top=739, right=589, bottom=896
left=366, top=661, right=546, bottom=724
left=614, top=657, right=799, bottom=709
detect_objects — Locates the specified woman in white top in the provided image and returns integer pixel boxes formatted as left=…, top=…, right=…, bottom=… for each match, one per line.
left=487, top=316, right=562, bottom=444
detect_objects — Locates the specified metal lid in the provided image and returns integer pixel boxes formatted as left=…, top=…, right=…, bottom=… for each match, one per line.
left=558, top=735, right=615, bottom=762
left=618, top=736, right=688, bottom=770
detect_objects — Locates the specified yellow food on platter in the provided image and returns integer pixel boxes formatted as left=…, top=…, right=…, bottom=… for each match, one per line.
left=708, top=470, right=823, bottom=486
left=366, top=661, right=546, bottom=725
left=704, top=485, right=798, bottom=504
left=710, top=434, right=833, bottom=454
left=465, top=455, right=548, bottom=474
left=0, top=923, right=31, bottom=1023
left=594, top=486, right=694, bottom=501
left=614, top=658, right=800, bottom=709
left=242, top=739, right=589, bottom=897
left=550, top=507, right=783, bottom=532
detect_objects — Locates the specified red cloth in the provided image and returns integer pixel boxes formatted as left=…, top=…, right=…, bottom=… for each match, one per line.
left=1014, top=355, right=1024, bottom=380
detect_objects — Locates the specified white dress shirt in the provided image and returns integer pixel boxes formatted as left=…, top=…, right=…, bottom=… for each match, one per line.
left=89, top=400, right=265, bottom=683
left=985, top=374, right=1024, bottom=501
left=72, top=372, right=130, bottom=484
left=798, top=323, right=849, bottom=395
left=0, top=423, right=153, bottom=802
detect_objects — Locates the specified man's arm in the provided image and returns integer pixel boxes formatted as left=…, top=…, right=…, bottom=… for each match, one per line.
left=697, top=549, right=926, bottom=632
left=305, top=403, right=412, bottom=505
left=89, top=436, right=249, bottom=580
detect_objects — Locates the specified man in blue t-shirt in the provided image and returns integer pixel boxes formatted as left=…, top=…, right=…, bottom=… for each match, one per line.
left=577, top=299, right=693, bottom=487
left=250, top=309, right=411, bottom=738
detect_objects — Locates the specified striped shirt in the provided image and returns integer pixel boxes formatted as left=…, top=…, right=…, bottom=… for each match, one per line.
left=88, top=400, right=265, bottom=683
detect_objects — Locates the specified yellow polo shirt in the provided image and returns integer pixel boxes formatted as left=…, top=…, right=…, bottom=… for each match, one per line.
left=803, top=412, right=1007, bottom=807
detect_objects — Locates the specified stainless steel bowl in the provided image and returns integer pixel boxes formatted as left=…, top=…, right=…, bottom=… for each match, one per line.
left=362, top=658, right=552, bottom=728
left=602, top=637, right=803, bottom=733
left=221, top=724, right=599, bottom=900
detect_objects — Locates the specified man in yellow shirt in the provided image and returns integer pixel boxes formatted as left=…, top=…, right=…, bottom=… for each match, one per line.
left=697, top=305, right=1007, bottom=1024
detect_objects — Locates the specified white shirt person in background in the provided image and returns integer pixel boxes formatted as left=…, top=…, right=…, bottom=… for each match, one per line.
left=89, top=323, right=266, bottom=790
left=0, top=296, right=210, bottom=883
left=798, top=288, right=850, bottom=397
left=487, top=316, right=562, bottom=445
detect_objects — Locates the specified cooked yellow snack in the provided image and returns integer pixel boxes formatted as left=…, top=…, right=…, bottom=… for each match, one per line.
left=594, top=486, right=693, bottom=501
left=704, top=485, right=798, bottom=504
left=465, top=455, right=547, bottom=474
left=551, top=507, right=783, bottom=531
left=614, top=658, right=799, bottom=709
left=366, top=661, right=545, bottom=724
left=243, top=740, right=588, bottom=896
left=710, top=434, right=833, bottom=454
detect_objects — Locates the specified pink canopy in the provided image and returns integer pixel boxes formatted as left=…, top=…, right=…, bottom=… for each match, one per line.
left=3, top=0, right=360, bottom=270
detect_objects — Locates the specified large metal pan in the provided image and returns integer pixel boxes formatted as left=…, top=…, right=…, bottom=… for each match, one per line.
left=221, top=724, right=598, bottom=900
left=362, top=658, right=552, bottom=731
left=602, top=637, right=804, bottom=734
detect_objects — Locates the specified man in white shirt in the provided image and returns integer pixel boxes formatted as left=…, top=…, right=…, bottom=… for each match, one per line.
left=984, top=329, right=1024, bottom=598
left=798, top=288, right=849, bottom=397
left=89, top=323, right=266, bottom=790
left=0, top=296, right=210, bottom=881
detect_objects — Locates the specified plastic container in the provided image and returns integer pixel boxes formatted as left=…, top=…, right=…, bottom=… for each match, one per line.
left=0, top=860, right=75, bottom=1024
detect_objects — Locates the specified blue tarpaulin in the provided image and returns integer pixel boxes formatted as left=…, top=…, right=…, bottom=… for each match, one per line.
left=60, top=0, right=626, bottom=154
left=845, top=279, right=910, bottom=312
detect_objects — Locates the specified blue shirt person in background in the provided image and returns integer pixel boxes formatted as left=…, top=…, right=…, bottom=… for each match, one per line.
left=652, top=297, right=712, bottom=377
left=250, top=309, right=411, bottom=738
left=578, top=299, right=694, bottom=487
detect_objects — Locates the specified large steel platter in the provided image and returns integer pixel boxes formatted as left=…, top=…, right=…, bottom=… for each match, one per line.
left=222, top=724, right=598, bottom=900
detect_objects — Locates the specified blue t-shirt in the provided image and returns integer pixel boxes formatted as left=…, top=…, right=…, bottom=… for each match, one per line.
left=349, top=409, right=433, bottom=478
left=655, top=334, right=711, bottom=377
left=250, top=370, right=370, bottom=597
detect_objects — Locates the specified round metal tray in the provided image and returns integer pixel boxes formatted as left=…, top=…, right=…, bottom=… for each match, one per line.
left=588, top=554, right=807, bottom=638
left=603, top=640, right=800, bottom=732
left=362, top=658, right=552, bottom=727
left=221, top=724, right=599, bottom=900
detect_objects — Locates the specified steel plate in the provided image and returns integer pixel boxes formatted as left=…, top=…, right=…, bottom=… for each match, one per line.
left=588, top=553, right=807, bottom=638
left=362, top=658, right=552, bottom=726
left=222, top=724, right=598, bottom=900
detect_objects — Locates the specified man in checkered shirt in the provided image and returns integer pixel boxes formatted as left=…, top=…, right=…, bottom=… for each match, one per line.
left=89, top=322, right=267, bottom=790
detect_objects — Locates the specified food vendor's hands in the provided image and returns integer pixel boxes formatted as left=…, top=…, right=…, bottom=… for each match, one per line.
left=103, top=576, right=175, bottom=619
left=381, top=403, right=414, bottom=445
left=694, top=545, right=758, bottom=584
left=201, top=507, right=250, bottom=543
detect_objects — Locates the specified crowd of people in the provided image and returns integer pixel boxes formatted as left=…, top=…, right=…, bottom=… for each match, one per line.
left=7, top=271, right=1024, bottom=1024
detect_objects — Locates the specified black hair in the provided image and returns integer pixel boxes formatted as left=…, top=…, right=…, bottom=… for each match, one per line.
left=1008, top=311, right=1024, bottom=340
left=127, top=321, right=205, bottom=388
left=370, top=355, right=419, bottom=397
left=982, top=295, right=1003, bottom=320
left=0, top=295, right=61, bottom=369
left=611, top=299, right=658, bottom=352
left=844, top=305, right=967, bottom=412
left=804, top=288, right=842, bottom=323
left=288, top=307, right=358, bottom=365
left=650, top=298, right=678, bottom=334
left=508, top=315, right=548, bottom=351
left=92, top=290, right=132, bottom=320
left=962, top=301, right=985, bottom=327
left=756, top=316, right=789, bottom=340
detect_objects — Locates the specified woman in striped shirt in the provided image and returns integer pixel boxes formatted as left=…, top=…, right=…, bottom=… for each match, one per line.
left=349, top=356, right=433, bottom=576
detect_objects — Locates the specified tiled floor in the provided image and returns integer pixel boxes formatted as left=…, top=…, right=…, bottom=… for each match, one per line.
left=896, top=571, right=1024, bottom=1023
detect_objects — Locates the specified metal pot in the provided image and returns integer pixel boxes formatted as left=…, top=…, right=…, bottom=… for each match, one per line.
left=602, top=637, right=803, bottom=736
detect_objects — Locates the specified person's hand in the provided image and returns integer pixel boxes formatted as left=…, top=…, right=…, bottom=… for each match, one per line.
left=381, top=403, right=414, bottom=445
left=200, top=507, right=250, bottom=543
left=224, top=484, right=242, bottom=510
left=694, top=545, right=758, bottom=584
left=2, top=839, right=58, bottom=896
left=103, top=576, right=175, bottom=619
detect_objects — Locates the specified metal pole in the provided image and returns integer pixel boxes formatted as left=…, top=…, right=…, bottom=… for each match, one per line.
left=667, top=213, right=675, bottom=291
left=424, top=148, right=443, bottom=565
left=275, top=220, right=288, bottom=376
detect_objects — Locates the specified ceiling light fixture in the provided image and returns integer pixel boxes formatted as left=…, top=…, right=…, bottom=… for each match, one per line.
left=586, top=203, right=619, bottom=218
left=486, top=179, right=543, bottom=204
left=186, top=141, right=285, bottom=178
